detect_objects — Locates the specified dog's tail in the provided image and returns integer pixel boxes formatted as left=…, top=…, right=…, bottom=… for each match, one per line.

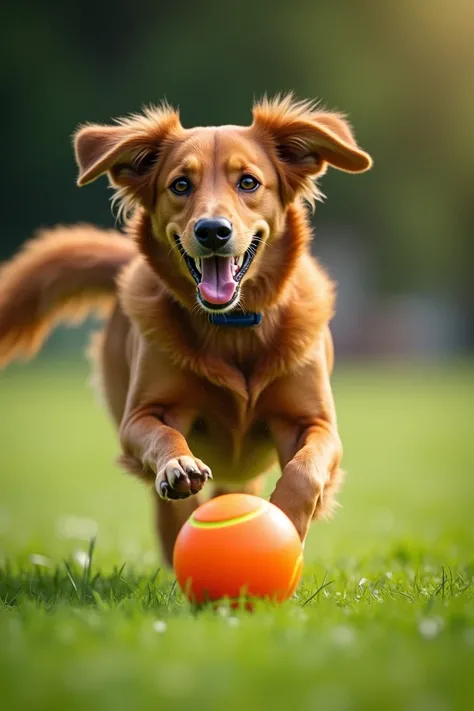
left=0, top=224, right=136, bottom=368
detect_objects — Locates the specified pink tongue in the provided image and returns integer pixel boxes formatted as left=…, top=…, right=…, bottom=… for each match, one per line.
left=198, top=257, right=237, bottom=305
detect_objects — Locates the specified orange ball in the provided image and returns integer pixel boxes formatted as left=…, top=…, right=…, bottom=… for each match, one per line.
left=173, top=494, right=303, bottom=604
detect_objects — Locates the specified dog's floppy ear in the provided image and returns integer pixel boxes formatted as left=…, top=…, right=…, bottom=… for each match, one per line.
left=74, top=104, right=182, bottom=198
left=252, top=95, right=372, bottom=203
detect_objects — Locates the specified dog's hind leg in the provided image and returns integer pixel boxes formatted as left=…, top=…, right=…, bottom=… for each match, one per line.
left=154, top=493, right=201, bottom=566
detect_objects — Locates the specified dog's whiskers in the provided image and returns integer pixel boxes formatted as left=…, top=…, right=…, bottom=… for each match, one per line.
left=168, top=241, right=183, bottom=258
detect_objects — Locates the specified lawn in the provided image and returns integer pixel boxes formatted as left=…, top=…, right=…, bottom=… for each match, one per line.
left=0, top=358, right=473, bottom=710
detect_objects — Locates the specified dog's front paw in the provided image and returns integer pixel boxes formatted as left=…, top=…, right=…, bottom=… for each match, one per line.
left=155, top=456, right=212, bottom=500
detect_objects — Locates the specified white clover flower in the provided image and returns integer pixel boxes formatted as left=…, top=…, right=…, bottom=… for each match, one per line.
left=418, top=617, right=443, bottom=640
left=29, top=554, right=52, bottom=568
left=56, top=516, right=98, bottom=541
left=153, top=620, right=167, bottom=633
left=73, top=550, right=90, bottom=568
left=332, top=625, right=355, bottom=647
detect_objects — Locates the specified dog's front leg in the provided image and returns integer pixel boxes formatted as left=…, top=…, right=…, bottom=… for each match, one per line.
left=119, top=404, right=212, bottom=500
left=270, top=419, right=343, bottom=542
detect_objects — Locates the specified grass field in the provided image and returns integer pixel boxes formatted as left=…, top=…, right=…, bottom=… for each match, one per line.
left=0, top=359, right=473, bottom=710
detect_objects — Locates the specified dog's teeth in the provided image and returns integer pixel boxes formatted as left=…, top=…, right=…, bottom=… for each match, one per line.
left=237, top=255, right=245, bottom=269
left=195, top=258, right=201, bottom=272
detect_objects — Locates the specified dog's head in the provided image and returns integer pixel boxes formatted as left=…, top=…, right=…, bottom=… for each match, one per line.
left=75, top=96, right=371, bottom=313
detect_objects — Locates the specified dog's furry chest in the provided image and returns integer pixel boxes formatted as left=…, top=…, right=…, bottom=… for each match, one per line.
left=188, top=412, right=276, bottom=483
left=162, top=381, right=278, bottom=483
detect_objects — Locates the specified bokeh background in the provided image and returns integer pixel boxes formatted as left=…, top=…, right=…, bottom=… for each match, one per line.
left=2, top=0, right=474, bottom=359
left=1, top=3, right=474, bottom=709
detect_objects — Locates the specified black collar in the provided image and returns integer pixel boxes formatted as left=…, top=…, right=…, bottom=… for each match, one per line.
left=208, top=311, right=262, bottom=327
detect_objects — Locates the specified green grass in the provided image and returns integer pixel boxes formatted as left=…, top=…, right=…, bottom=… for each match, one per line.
left=1, top=359, right=473, bottom=710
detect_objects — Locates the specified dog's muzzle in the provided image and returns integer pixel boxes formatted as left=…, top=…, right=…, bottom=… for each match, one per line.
left=174, top=234, right=261, bottom=312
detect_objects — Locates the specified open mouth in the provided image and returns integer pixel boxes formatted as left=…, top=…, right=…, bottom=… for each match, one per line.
left=174, top=235, right=261, bottom=311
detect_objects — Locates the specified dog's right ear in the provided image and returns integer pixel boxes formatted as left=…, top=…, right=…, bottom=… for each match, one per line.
left=74, top=104, right=182, bottom=198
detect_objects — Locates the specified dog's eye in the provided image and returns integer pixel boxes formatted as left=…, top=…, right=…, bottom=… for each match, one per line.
left=170, top=177, right=192, bottom=195
left=238, top=174, right=260, bottom=192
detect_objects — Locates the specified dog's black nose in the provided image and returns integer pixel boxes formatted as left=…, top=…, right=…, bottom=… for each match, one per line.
left=194, top=217, right=233, bottom=251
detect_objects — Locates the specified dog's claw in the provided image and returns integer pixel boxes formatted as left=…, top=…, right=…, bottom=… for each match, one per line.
left=156, top=456, right=211, bottom=500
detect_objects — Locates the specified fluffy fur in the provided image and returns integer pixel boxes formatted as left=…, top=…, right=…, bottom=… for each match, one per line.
left=0, top=95, right=372, bottom=564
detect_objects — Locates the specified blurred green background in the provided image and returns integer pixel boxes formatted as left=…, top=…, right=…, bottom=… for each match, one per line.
left=2, top=0, right=474, bottom=357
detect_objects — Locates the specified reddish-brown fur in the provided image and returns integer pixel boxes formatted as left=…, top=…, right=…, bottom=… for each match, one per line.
left=0, top=95, right=372, bottom=564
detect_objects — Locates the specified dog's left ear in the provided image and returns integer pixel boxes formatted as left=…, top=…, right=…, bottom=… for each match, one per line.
left=252, top=96, right=372, bottom=202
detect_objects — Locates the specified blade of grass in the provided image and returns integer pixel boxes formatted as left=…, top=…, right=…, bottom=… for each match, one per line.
left=63, top=561, right=80, bottom=601
left=302, top=573, right=334, bottom=607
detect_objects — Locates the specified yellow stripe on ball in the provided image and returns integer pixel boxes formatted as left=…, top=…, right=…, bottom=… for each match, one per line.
left=288, top=552, right=303, bottom=592
left=188, top=505, right=266, bottom=529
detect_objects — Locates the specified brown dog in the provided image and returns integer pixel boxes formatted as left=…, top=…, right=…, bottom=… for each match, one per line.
left=0, top=95, right=372, bottom=564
